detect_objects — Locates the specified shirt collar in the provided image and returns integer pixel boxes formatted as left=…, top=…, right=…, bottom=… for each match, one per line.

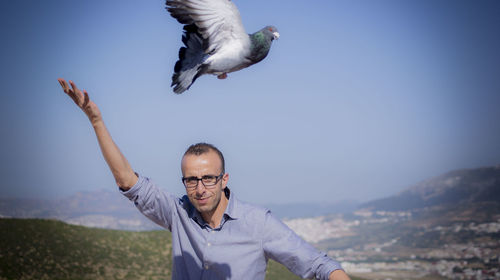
left=223, top=187, right=240, bottom=220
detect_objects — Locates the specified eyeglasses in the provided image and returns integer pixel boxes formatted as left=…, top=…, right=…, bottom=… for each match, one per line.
left=182, top=173, right=223, bottom=189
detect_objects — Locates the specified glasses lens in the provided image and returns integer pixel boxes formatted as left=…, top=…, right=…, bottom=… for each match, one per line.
left=201, top=175, right=218, bottom=186
left=183, top=177, right=198, bottom=188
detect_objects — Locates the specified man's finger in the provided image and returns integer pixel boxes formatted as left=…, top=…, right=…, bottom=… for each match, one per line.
left=69, top=80, right=79, bottom=93
left=69, top=80, right=82, bottom=96
left=69, top=80, right=84, bottom=105
left=57, top=78, right=65, bottom=87
left=60, top=80, right=75, bottom=97
left=59, top=79, right=76, bottom=100
left=83, top=90, right=90, bottom=108
left=58, top=78, right=69, bottom=92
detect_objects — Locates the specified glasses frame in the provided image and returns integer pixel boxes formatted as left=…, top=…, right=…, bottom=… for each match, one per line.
left=182, top=173, right=224, bottom=189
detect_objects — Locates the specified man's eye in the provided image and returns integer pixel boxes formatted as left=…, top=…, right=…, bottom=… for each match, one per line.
left=202, top=176, right=216, bottom=180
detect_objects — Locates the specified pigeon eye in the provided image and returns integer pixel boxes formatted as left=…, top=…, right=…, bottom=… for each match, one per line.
left=268, top=27, right=273, bottom=31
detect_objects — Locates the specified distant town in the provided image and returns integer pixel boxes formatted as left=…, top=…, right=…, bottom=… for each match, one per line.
left=285, top=210, right=500, bottom=280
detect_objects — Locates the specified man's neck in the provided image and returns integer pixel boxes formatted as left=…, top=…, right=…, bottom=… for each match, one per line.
left=201, top=194, right=229, bottom=229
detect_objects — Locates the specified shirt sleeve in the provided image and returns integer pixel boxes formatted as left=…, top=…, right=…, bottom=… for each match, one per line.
left=262, top=210, right=343, bottom=280
left=119, top=173, right=177, bottom=231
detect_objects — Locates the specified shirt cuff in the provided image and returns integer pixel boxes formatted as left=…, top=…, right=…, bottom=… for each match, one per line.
left=316, top=258, right=344, bottom=280
left=119, top=172, right=146, bottom=201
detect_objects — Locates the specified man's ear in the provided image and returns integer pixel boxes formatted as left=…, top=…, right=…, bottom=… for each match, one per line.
left=222, top=173, right=229, bottom=188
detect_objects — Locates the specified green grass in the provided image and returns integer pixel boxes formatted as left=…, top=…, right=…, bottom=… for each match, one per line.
left=0, top=218, right=362, bottom=280
left=0, top=218, right=171, bottom=279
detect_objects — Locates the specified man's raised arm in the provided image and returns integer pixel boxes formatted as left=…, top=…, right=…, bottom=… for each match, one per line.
left=57, top=78, right=138, bottom=190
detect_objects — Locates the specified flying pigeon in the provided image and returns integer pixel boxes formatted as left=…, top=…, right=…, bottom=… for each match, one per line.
left=165, top=0, right=280, bottom=94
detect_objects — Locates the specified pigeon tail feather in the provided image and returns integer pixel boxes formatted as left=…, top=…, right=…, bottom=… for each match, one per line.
left=171, top=24, right=208, bottom=94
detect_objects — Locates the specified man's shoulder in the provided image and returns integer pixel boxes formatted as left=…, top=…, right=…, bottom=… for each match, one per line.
left=232, top=196, right=271, bottom=220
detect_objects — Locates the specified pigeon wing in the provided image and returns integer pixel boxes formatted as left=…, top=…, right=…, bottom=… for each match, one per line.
left=166, top=0, right=248, bottom=54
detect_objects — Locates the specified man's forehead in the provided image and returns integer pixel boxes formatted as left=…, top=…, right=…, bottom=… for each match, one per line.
left=182, top=149, right=219, bottom=161
left=181, top=151, right=222, bottom=171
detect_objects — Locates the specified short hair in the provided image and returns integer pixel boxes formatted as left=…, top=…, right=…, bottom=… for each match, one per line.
left=183, top=143, right=225, bottom=173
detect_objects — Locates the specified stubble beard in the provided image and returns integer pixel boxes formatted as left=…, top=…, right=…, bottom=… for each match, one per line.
left=192, top=184, right=222, bottom=215
left=198, top=193, right=221, bottom=214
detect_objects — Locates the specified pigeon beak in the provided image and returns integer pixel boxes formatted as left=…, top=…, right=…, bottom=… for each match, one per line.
left=273, top=32, right=280, bottom=40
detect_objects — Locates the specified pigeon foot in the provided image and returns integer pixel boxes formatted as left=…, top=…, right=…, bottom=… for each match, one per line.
left=217, top=73, right=228, bottom=79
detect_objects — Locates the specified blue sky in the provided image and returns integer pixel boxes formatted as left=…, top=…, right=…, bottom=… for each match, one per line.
left=1, top=0, right=499, bottom=204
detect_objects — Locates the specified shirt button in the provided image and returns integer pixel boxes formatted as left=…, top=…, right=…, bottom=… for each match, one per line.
left=207, top=242, right=211, bottom=247
left=204, top=264, right=209, bottom=269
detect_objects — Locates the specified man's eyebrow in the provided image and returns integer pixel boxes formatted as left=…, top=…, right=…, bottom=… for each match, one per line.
left=185, top=174, right=217, bottom=178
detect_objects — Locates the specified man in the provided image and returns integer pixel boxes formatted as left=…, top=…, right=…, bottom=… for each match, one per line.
left=57, top=78, right=350, bottom=280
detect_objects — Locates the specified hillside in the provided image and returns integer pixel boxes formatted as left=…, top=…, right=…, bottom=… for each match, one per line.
left=0, top=218, right=171, bottom=279
left=283, top=166, right=500, bottom=279
left=359, top=165, right=500, bottom=212
left=0, top=190, right=160, bottom=231
left=0, top=218, right=362, bottom=280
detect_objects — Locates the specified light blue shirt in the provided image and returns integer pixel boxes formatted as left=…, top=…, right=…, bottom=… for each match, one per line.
left=121, top=174, right=342, bottom=280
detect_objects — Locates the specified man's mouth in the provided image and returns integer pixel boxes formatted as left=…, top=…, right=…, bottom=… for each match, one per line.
left=196, top=196, right=210, bottom=204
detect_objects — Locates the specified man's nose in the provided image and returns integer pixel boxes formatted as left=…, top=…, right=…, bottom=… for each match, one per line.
left=194, top=181, right=206, bottom=192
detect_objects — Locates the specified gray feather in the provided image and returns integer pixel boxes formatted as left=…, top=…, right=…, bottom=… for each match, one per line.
left=171, top=25, right=208, bottom=94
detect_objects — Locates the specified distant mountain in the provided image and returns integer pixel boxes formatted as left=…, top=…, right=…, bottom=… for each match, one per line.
left=3, top=165, right=499, bottom=232
left=284, top=165, right=500, bottom=247
left=0, top=188, right=358, bottom=230
left=359, top=165, right=500, bottom=212
left=0, top=189, right=160, bottom=231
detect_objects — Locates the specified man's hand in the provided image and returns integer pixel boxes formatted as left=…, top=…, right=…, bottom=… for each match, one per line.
left=58, top=78, right=102, bottom=126
left=329, top=269, right=351, bottom=280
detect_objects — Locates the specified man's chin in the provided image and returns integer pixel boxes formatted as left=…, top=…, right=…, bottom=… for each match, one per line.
left=193, top=199, right=213, bottom=211
left=191, top=195, right=220, bottom=215
left=195, top=204, right=215, bottom=214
